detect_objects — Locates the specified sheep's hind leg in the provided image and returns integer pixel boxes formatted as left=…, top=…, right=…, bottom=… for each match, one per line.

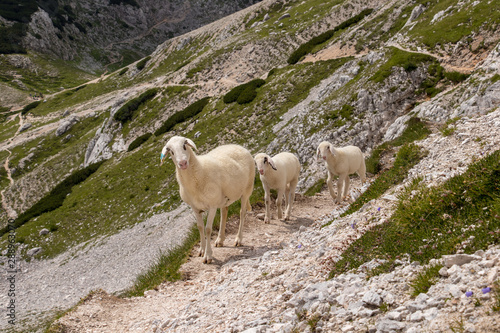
left=343, top=176, right=351, bottom=201
left=285, top=179, right=298, bottom=220
left=276, top=189, right=284, bottom=220
left=216, top=206, right=228, bottom=247
left=194, top=210, right=205, bottom=257
left=203, top=208, right=217, bottom=264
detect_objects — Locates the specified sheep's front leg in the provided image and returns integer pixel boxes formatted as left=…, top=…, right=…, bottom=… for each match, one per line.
left=194, top=210, right=205, bottom=257
left=343, top=176, right=351, bottom=200
left=203, top=208, right=217, bottom=264
left=276, top=188, right=284, bottom=220
left=263, top=183, right=271, bottom=223
left=216, top=206, right=228, bottom=247
left=235, top=195, right=249, bottom=246
left=327, top=171, right=337, bottom=202
left=336, top=175, right=345, bottom=203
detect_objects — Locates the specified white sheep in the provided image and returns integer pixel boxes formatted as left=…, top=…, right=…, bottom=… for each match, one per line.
left=316, top=141, right=366, bottom=203
left=161, top=136, right=255, bottom=264
left=254, top=152, right=300, bottom=223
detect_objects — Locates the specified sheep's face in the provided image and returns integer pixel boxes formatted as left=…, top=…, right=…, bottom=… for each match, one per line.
left=254, top=153, right=277, bottom=175
left=162, top=136, right=197, bottom=170
left=317, top=141, right=333, bottom=161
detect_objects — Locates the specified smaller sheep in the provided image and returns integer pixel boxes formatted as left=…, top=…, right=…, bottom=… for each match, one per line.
left=316, top=142, right=366, bottom=203
left=254, top=152, right=301, bottom=223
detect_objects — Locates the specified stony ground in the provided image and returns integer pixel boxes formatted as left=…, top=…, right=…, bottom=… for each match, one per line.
left=52, top=109, right=500, bottom=332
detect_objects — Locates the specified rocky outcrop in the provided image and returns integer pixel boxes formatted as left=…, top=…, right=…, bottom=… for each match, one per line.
left=55, top=115, right=79, bottom=137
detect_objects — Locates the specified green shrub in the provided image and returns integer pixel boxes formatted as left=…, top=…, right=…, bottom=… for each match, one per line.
left=287, top=9, right=373, bottom=64
left=409, top=264, right=443, bottom=297
left=114, top=88, right=158, bottom=124
left=109, top=0, right=140, bottom=8
left=223, top=79, right=265, bottom=104
left=128, top=133, right=152, bottom=151
left=21, top=101, right=41, bottom=115
left=118, top=67, right=129, bottom=76
left=444, top=71, right=469, bottom=83
left=236, top=85, right=258, bottom=104
left=0, top=23, right=27, bottom=54
left=136, top=56, right=151, bottom=71
left=0, top=161, right=105, bottom=236
left=154, top=97, right=210, bottom=136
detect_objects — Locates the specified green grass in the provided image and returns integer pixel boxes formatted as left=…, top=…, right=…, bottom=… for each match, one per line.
left=304, top=179, right=326, bottom=197
left=329, top=149, right=500, bottom=279
left=409, top=264, right=443, bottom=297
left=370, top=47, right=436, bottom=83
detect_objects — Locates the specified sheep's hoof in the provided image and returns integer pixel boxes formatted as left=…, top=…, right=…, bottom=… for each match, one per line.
left=198, top=249, right=204, bottom=257
left=234, top=239, right=242, bottom=247
left=203, top=256, right=212, bottom=264
left=215, top=238, right=224, bottom=247
left=264, top=217, right=270, bottom=224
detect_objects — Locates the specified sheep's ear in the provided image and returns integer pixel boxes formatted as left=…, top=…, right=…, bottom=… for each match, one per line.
left=268, top=157, right=277, bottom=171
left=329, top=144, right=336, bottom=156
left=184, top=138, right=197, bottom=152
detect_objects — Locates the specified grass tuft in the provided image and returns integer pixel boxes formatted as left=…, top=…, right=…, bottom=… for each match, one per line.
left=409, top=264, right=443, bottom=297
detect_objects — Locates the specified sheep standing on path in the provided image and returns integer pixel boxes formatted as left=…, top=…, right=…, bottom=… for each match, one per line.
left=254, top=152, right=300, bottom=223
left=161, top=136, right=255, bottom=264
left=316, top=141, right=366, bottom=204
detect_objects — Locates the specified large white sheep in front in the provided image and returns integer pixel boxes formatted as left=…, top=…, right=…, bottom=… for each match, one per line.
left=316, top=141, right=366, bottom=203
left=161, top=136, right=255, bottom=264
left=254, top=152, right=300, bottom=223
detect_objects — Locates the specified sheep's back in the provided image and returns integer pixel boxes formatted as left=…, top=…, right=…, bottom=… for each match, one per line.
left=337, top=146, right=364, bottom=173
left=273, top=152, right=300, bottom=183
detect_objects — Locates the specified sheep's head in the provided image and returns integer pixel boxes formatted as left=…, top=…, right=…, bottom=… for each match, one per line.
left=254, top=153, right=277, bottom=176
left=161, top=136, right=197, bottom=169
left=317, top=141, right=335, bottom=161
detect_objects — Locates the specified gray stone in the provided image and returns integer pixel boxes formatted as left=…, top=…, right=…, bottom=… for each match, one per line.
left=363, top=290, right=382, bottom=307
left=375, top=319, right=405, bottom=332
left=443, top=254, right=481, bottom=267
left=386, top=311, right=402, bottom=321
left=278, top=13, right=291, bottom=21
left=56, top=115, right=79, bottom=136
left=27, top=247, right=42, bottom=256
left=410, top=311, right=424, bottom=322
left=39, top=228, right=49, bottom=236
left=439, top=267, right=449, bottom=277
left=19, top=123, right=32, bottom=132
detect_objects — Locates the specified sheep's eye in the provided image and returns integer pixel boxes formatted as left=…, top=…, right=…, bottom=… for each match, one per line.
left=264, top=157, right=267, bottom=163
left=183, top=144, right=187, bottom=151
